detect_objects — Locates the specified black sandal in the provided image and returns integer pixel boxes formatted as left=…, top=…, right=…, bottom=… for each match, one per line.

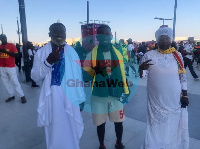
left=21, top=96, right=27, bottom=104
left=5, top=96, right=15, bottom=102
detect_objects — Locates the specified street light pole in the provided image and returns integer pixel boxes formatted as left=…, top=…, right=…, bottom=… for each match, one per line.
left=87, top=1, right=89, bottom=24
left=18, top=0, right=31, bottom=81
left=154, top=17, right=173, bottom=26
left=1, top=24, right=3, bottom=34
left=173, top=0, right=177, bottom=41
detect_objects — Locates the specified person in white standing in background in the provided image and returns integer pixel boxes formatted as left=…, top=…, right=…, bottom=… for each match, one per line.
left=183, top=38, right=199, bottom=81
left=28, top=41, right=39, bottom=87
left=126, top=38, right=138, bottom=77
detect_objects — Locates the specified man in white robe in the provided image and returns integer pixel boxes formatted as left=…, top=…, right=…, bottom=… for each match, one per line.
left=140, top=26, right=189, bottom=149
left=31, top=23, right=85, bottom=149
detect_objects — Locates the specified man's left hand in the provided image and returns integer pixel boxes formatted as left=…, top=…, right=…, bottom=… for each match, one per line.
left=118, top=93, right=129, bottom=104
left=180, top=96, right=189, bottom=108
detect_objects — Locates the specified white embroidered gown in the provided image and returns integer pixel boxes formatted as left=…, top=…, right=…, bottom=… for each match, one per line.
left=141, top=50, right=189, bottom=149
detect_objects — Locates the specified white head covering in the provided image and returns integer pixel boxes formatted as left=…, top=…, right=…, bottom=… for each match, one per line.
left=155, top=26, right=173, bottom=42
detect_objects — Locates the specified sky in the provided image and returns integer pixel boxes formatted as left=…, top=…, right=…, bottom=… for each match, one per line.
left=0, top=0, right=200, bottom=43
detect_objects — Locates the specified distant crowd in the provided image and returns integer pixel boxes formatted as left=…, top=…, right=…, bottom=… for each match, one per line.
left=14, top=38, right=200, bottom=80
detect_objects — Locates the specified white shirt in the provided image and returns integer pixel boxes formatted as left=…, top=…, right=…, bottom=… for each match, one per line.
left=28, top=49, right=36, bottom=56
left=127, top=44, right=134, bottom=52
left=20, top=46, right=23, bottom=58
left=28, top=49, right=36, bottom=60
left=184, top=44, right=193, bottom=60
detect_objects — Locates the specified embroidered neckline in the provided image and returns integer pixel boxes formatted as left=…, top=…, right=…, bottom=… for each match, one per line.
left=158, top=47, right=186, bottom=74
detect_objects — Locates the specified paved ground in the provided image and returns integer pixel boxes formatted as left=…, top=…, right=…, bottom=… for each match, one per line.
left=0, top=64, right=200, bottom=149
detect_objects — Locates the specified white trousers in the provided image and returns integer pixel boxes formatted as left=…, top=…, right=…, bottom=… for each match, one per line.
left=0, top=67, right=24, bottom=97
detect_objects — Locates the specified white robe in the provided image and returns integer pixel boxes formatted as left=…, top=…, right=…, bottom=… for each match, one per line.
left=141, top=50, right=189, bottom=149
left=31, top=42, right=85, bottom=149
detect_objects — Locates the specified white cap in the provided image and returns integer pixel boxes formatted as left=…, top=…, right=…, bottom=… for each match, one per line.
left=155, top=26, right=173, bottom=42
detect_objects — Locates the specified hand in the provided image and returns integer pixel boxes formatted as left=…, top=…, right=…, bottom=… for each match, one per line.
left=46, top=47, right=63, bottom=65
left=118, top=93, right=129, bottom=104
left=92, top=60, right=106, bottom=76
left=180, top=96, right=189, bottom=108
left=139, top=60, right=154, bottom=70
left=0, top=48, right=7, bottom=53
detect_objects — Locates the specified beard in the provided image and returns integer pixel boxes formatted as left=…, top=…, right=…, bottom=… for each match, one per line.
left=51, top=38, right=66, bottom=46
